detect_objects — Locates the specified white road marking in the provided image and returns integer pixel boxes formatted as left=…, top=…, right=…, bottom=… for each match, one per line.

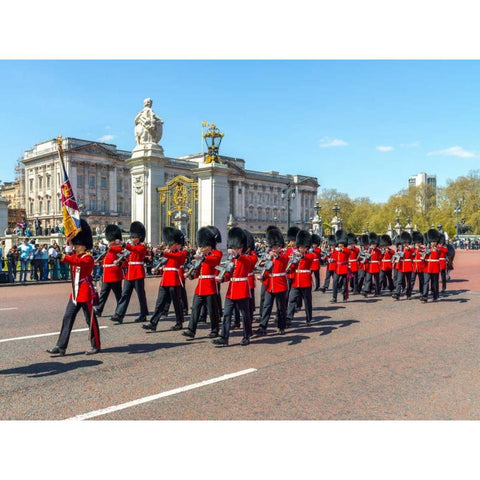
left=67, top=368, right=258, bottom=420
left=0, top=308, right=18, bottom=311
left=0, top=326, right=108, bottom=343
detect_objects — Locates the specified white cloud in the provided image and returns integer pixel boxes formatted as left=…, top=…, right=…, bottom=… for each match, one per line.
left=319, top=137, right=348, bottom=148
left=98, top=134, right=115, bottom=143
left=376, top=145, right=394, bottom=152
left=427, top=146, right=477, bottom=158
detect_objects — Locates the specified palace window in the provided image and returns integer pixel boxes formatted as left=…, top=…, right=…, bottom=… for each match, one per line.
left=89, top=176, right=95, bottom=188
left=89, top=199, right=96, bottom=210
left=39, top=201, right=43, bottom=215
left=101, top=177, right=107, bottom=189
left=46, top=175, right=51, bottom=188
left=29, top=178, right=34, bottom=191
left=38, top=177, right=43, bottom=189
left=117, top=179, right=122, bottom=192
left=77, top=175, right=83, bottom=187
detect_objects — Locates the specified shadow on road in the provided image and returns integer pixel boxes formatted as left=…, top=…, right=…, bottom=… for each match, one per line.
left=0, top=360, right=102, bottom=378
left=101, top=341, right=191, bottom=355
left=447, top=278, right=468, bottom=283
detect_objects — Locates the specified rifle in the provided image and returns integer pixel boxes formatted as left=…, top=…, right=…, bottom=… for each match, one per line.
left=215, top=254, right=235, bottom=281
left=94, top=249, right=108, bottom=265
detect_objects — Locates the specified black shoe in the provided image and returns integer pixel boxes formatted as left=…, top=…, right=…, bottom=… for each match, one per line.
left=305, top=321, right=312, bottom=326
left=330, top=298, right=337, bottom=303
left=286, top=320, right=292, bottom=328
left=182, top=329, right=195, bottom=339
left=94, top=307, right=102, bottom=317
left=142, top=323, right=157, bottom=331
left=85, top=347, right=100, bottom=355
left=208, top=331, right=219, bottom=338
left=212, top=337, right=228, bottom=347
left=362, top=292, right=368, bottom=298
left=392, top=294, right=399, bottom=300
left=420, top=296, right=428, bottom=303
left=171, top=324, right=183, bottom=331
left=240, top=338, right=250, bottom=346
left=406, top=296, right=411, bottom=300
left=320, top=287, right=326, bottom=293
left=134, top=315, right=147, bottom=323
left=255, top=327, right=267, bottom=336
left=111, top=316, right=123, bottom=324
left=47, top=346, right=65, bottom=356
left=278, top=329, right=285, bottom=335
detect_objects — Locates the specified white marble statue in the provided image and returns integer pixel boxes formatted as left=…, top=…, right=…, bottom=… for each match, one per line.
left=134, top=98, right=163, bottom=145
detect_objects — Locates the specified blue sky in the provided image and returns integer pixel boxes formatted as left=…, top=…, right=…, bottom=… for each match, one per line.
left=1, top=60, right=479, bottom=203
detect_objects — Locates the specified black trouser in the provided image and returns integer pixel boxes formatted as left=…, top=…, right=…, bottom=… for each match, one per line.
left=180, top=284, right=189, bottom=313
left=33, top=259, right=43, bottom=280
left=394, top=271, right=412, bottom=297
left=220, top=297, right=251, bottom=341
left=258, top=283, right=267, bottom=319
left=150, top=285, right=184, bottom=327
left=440, top=269, right=447, bottom=291
left=356, top=269, right=366, bottom=293
left=286, top=287, right=312, bottom=324
left=56, top=298, right=100, bottom=350
left=114, top=278, right=149, bottom=320
left=287, top=277, right=302, bottom=309
left=349, top=270, right=358, bottom=294
left=188, top=293, right=219, bottom=335
left=260, top=289, right=287, bottom=330
left=410, top=270, right=424, bottom=294
left=7, top=262, right=16, bottom=282
left=379, top=269, right=394, bottom=292
left=312, top=270, right=320, bottom=290
left=364, top=272, right=380, bottom=295
left=322, top=269, right=335, bottom=290
left=332, top=273, right=347, bottom=300
left=96, top=280, right=122, bottom=315
left=423, top=272, right=439, bottom=300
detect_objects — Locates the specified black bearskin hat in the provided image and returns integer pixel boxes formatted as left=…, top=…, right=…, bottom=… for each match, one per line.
left=439, top=233, right=446, bottom=245
left=71, top=218, right=93, bottom=250
left=379, top=234, right=392, bottom=247
left=207, top=225, right=222, bottom=245
left=368, top=232, right=379, bottom=245
left=197, top=226, right=216, bottom=248
left=227, top=227, right=247, bottom=250
left=105, top=224, right=122, bottom=242
left=327, top=234, right=336, bottom=246
left=393, top=235, right=402, bottom=246
left=311, top=233, right=321, bottom=246
left=163, top=226, right=185, bottom=246
left=296, top=229, right=312, bottom=248
left=244, top=230, right=255, bottom=251
left=347, top=233, right=357, bottom=245
left=266, top=226, right=284, bottom=247
left=412, top=231, right=425, bottom=244
left=335, top=229, right=348, bottom=246
left=287, top=226, right=300, bottom=242
left=400, top=231, right=412, bottom=244
left=359, top=234, right=370, bottom=246
left=426, top=228, right=441, bottom=243
left=130, top=221, right=146, bottom=242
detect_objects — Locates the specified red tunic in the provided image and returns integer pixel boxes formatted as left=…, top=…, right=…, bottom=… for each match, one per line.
left=380, top=248, right=394, bottom=271
left=413, top=246, right=426, bottom=273
left=62, top=252, right=94, bottom=303
left=160, top=249, right=188, bottom=287
left=438, top=245, right=448, bottom=270
left=263, top=249, right=289, bottom=293
left=125, top=243, right=146, bottom=281
left=425, top=247, right=441, bottom=274
left=310, top=247, right=321, bottom=272
left=286, top=246, right=297, bottom=280
left=292, top=252, right=315, bottom=288
left=334, top=247, right=350, bottom=275
left=327, top=247, right=337, bottom=272
left=194, top=249, right=222, bottom=296
left=348, top=246, right=360, bottom=273
left=102, top=245, right=124, bottom=283
left=224, top=254, right=254, bottom=300
left=366, top=247, right=382, bottom=274
left=247, top=251, right=257, bottom=290
left=396, top=246, right=414, bottom=273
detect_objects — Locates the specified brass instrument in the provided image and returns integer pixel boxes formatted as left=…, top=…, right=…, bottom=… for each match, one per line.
left=184, top=249, right=205, bottom=280
left=93, top=249, right=108, bottom=265
left=254, top=251, right=274, bottom=280
left=114, top=249, right=131, bottom=266
left=286, top=250, right=302, bottom=273
left=215, top=254, right=235, bottom=281
left=358, top=247, right=372, bottom=264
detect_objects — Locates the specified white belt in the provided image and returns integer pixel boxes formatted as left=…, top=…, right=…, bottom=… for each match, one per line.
left=270, top=272, right=286, bottom=277
left=369, top=261, right=380, bottom=263
left=163, top=267, right=180, bottom=271
left=382, top=260, right=391, bottom=263
left=230, top=277, right=248, bottom=282
left=103, top=264, right=120, bottom=268
left=129, top=261, right=144, bottom=265
left=296, top=270, right=311, bottom=273
left=312, top=259, right=319, bottom=262
left=199, top=275, right=215, bottom=279
left=427, top=259, right=439, bottom=262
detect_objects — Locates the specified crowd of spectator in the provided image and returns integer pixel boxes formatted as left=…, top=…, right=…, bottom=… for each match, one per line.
left=453, top=238, right=480, bottom=250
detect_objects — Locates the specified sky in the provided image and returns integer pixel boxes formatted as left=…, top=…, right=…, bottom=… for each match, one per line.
left=1, top=59, right=479, bottom=203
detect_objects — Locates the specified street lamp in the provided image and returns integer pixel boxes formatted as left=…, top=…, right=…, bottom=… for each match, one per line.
left=202, top=122, right=225, bottom=164
left=332, top=203, right=340, bottom=217
left=281, top=183, right=296, bottom=230
left=454, top=204, right=461, bottom=239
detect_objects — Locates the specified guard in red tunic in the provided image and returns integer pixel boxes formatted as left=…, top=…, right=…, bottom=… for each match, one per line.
left=331, top=229, right=350, bottom=303
left=356, top=234, right=370, bottom=294
left=362, top=232, right=382, bottom=297
left=438, top=233, right=449, bottom=293
left=320, top=234, right=336, bottom=293
left=379, top=234, right=395, bottom=294
left=213, top=227, right=256, bottom=347
left=244, top=230, right=258, bottom=326
left=421, top=229, right=441, bottom=302
left=392, top=231, right=414, bottom=300
left=286, top=226, right=301, bottom=309
left=110, top=221, right=149, bottom=324
left=347, top=233, right=360, bottom=294
left=410, top=231, right=426, bottom=295
left=94, top=224, right=124, bottom=317
left=47, top=219, right=101, bottom=356
left=182, top=226, right=223, bottom=339
left=143, top=227, right=188, bottom=331
left=310, top=234, right=322, bottom=291
left=255, top=226, right=289, bottom=335
left=286, top=230, right=316, bottom=326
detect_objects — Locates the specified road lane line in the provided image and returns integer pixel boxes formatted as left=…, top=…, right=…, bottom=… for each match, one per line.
left=0, top=326, right=108, bottom=343
left=67, top=368, right=258, bottom=420
left=0, top=308, right=18, bottom=311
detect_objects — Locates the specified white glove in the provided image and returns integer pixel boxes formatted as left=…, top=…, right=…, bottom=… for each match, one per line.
left=65, top=245, right=73, bottom=254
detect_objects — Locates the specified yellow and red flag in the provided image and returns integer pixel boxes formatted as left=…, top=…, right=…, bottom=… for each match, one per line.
left=57, top=136, right=82, bottom=241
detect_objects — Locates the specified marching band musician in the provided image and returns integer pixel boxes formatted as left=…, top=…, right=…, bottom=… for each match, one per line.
left=392, top=231, right=414, bottom=300
left=411, top=231, right=426, bottom=295
left=362, top=232, right=382, bottom=297
left=286, top=226, right=302, bottom=310
left=319, top=234, right=336, bottom=293
left=347, top=233, right=360, bottom=295
left=330, top=229, right=350, bottom=303
left=182, top=226, right=223, bottom=340
left=255, top=226, right=289, bottom=336
left=310, top=233, right=322, bottom=291
left=379, top=234, right=395, bottom=294
left=212, top=227, right=256, bottom=347
left=438, top=233, right=449, bottom=294
left=143, top=227, right=187, bottom=331
left=420, top=228, right=441, bottom=303
left=94, top=224, right=124, bottom=318
left=244, top=230, right=258, bottom=327
left=110, top=221, right=149, bottom=324
left=285, top=230, right=316, bottom=327
left=356, top=234, right=370, bottom=294
left=47, top=218, right=101, bottom=356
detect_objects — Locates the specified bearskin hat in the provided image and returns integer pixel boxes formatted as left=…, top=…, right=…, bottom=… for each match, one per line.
left=296, top=229, right=312, bottom=248
left=412, top=231, right=425, bottom=244
left=266, top=226, right=284, bottom=247
left=426, top=228, right=441, bottom=243
left=311, top=233, right=321, bottom=246
left=393, top=235, right=402, bottom=246
left=327, top=234, right=336, bottom=246
left=227, top=226, right=247, bottom=250
left=244, top=230, right=255, bottom=251
left=105, top=224, right=122, bottom=242
left=379, top=234, right=392, bottom=247
left=335, top=229, right=348, bottom=246
left=71, top=218, right=93, bottom=250
left=207, top=225, right=222, bottom=245
left=163, top=226, right=185, bottom=246
left=130, top=221, right=146, bottom=242
left=197, top=226, right=216, bottom=248
left=359, top=234, right=370, bottom=246
left=287, top=226, right=300, bottom=242
left=400, top=231, right=412, bottom=245
left=347, top=233, right=357, bottom=245
left=438, top=233, right=446, bottom=245
left=368, top=232, right=379, bottom=245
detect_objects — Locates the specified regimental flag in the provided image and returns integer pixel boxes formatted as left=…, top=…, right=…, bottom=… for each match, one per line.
left=57, top=136, right=82, bottom=241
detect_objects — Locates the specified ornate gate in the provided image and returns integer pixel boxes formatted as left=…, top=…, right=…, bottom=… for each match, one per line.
left=157, top=175, right=198, bottom=245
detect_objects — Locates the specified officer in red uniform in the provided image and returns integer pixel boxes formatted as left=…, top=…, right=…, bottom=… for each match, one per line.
left=255, top=226, right=289, bottom=336
left=331, top=229, right=350, bottom=303
left=356, top=234, right=370, bottom=294
left=310, top=233, right=322, bottom=291
left=94, top=224, right=124, bottom=317
left=286, top=226, right=301, bottom=310
left=244, top=230, right=258, bottom=326
left=421, top=229, right=441, bottom=302
left=379, top=234, right=395, bottom=294
left=47, top=219, right=101, bottom=356
left=392, top=231, right=414, bottom=300
left=347, top=233, right=360, bottom=294
left=213, top=227, right=256, bottom=347
left=320, top=234, right=336, bottom=293
left=410, top=231, right=426, bottom=295
left=182, top=226, right=223, bottom=339
left=362, top=232, right=382, bottom=297
left=286, top=230, right=316, bottom=326
left=438, top=233, right=449, bottom=293
left=110, top=221, right=149, bottom=324
left=143, top=226, right=188, bottom=331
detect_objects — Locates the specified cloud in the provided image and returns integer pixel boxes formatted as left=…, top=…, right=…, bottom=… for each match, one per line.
left=98, top=134, right=115, bottom=143
left=427, top=146, right=477, bottom=158
left=376, top=145, right=394, bottom=152
left=319, top=137, right=348, bottom=148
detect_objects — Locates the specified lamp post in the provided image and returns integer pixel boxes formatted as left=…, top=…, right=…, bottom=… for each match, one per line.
left=331, top=203, right=341, bottom=233
left=454, top=204, right=461, bottom=239
left=312, top=201, right=323, bottom=237
left=202, top=122, right=225, bottom=164
left=281, top=183, right=296, bottom=230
